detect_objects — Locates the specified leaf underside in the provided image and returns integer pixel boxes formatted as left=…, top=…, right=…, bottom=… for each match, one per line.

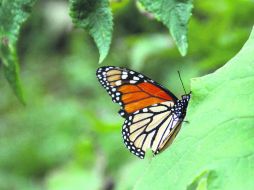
left=69, top=0, right=113, bottom=63
left=0, top=0, right=37, bottom=104
left=139, top=0, right=193, bottom=56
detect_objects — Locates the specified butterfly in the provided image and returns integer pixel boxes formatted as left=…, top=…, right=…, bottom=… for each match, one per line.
left=96, top=66, right=191, bottom=159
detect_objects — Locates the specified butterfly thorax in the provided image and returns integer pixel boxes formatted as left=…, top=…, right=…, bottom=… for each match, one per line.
left=172, top=93, right=191, bottom=119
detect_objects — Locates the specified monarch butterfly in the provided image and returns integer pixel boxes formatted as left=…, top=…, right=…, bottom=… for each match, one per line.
left=96, top=66, right=191, bottom=159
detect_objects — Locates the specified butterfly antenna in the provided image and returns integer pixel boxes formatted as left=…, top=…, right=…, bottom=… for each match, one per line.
left=177, top=71, right=187, bottom=95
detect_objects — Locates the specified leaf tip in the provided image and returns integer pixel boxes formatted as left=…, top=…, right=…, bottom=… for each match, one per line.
left=178, top=43, right=188, bottom=56
left=98, top=54, right=106, bottom=64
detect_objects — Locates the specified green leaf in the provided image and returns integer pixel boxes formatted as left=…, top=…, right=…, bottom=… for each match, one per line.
left=138, top=0, right=193, bottom=56
left=133, top=27, right=254, bottom=189
left=69, top=0, right=113, bottom=63
left=0, top=0, right=36, bottom=104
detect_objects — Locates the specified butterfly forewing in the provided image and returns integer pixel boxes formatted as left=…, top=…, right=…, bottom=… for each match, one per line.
left=96, top=66, right=177, bottom=118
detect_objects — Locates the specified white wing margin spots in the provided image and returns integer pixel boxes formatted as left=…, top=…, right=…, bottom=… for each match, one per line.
left=96, top=66, right=148, bottom=117
left=96, top=66, right=123, bottom=104
left=122, top=101, right=182, bottom=159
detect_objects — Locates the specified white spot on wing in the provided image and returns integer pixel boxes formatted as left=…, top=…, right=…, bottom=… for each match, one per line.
left=133, top=76, right=139, bottom=80
left=143, top=108, right=148, bottom=112
left=122, top=75, right=128, bottom=79
left=115, top=81, right=122, bottom=86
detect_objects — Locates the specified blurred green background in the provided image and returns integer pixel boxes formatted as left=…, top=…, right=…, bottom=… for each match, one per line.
left=0, top=0, right=254, bottom=189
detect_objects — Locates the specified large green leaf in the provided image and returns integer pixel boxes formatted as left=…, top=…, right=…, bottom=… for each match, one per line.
left=133, top=27, right=254, bottom=189
left=0, top=0, right=36, bottom=104
left=139, top=0, right=193, bottom=56
left=69, top=0, right=113, bottom=63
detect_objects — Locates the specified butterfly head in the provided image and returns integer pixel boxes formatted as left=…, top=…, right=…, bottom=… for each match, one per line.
left=181, top=92, right=191, bottom=102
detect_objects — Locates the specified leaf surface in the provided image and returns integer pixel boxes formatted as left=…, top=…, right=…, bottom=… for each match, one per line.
left=133, top=27, right=254, bottom=190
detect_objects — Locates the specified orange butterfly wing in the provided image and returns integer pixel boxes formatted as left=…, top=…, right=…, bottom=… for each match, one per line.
left=96, top=66, right=177, bottom=117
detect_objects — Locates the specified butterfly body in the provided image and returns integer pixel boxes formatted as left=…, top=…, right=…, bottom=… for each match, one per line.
left=96, top=66, right=190, bottom=159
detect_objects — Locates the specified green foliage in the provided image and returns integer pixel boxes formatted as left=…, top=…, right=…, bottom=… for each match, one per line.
left=133, top=27, right=254, bottom=190
left=0, top=1, right=254, bottom=190
left=116, top=159, right=150, bottom=190
left=128, top=34, right=173, bottom=70
left=139, top=0, right=193, bottom=56
left=1, top=46, right=23, bottom=103
left=0, top=0, right=36, bottom=104
left=188, top=0, right=254, bottom=72
left=69, top=0, right=113, bottom=63
left=46, top=164, right=102, bottom=190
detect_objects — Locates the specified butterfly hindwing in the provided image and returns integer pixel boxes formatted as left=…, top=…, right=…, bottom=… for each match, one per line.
left=96, top=66, right=178, bottom=118
left=122, top=101, right=183, bottom=159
